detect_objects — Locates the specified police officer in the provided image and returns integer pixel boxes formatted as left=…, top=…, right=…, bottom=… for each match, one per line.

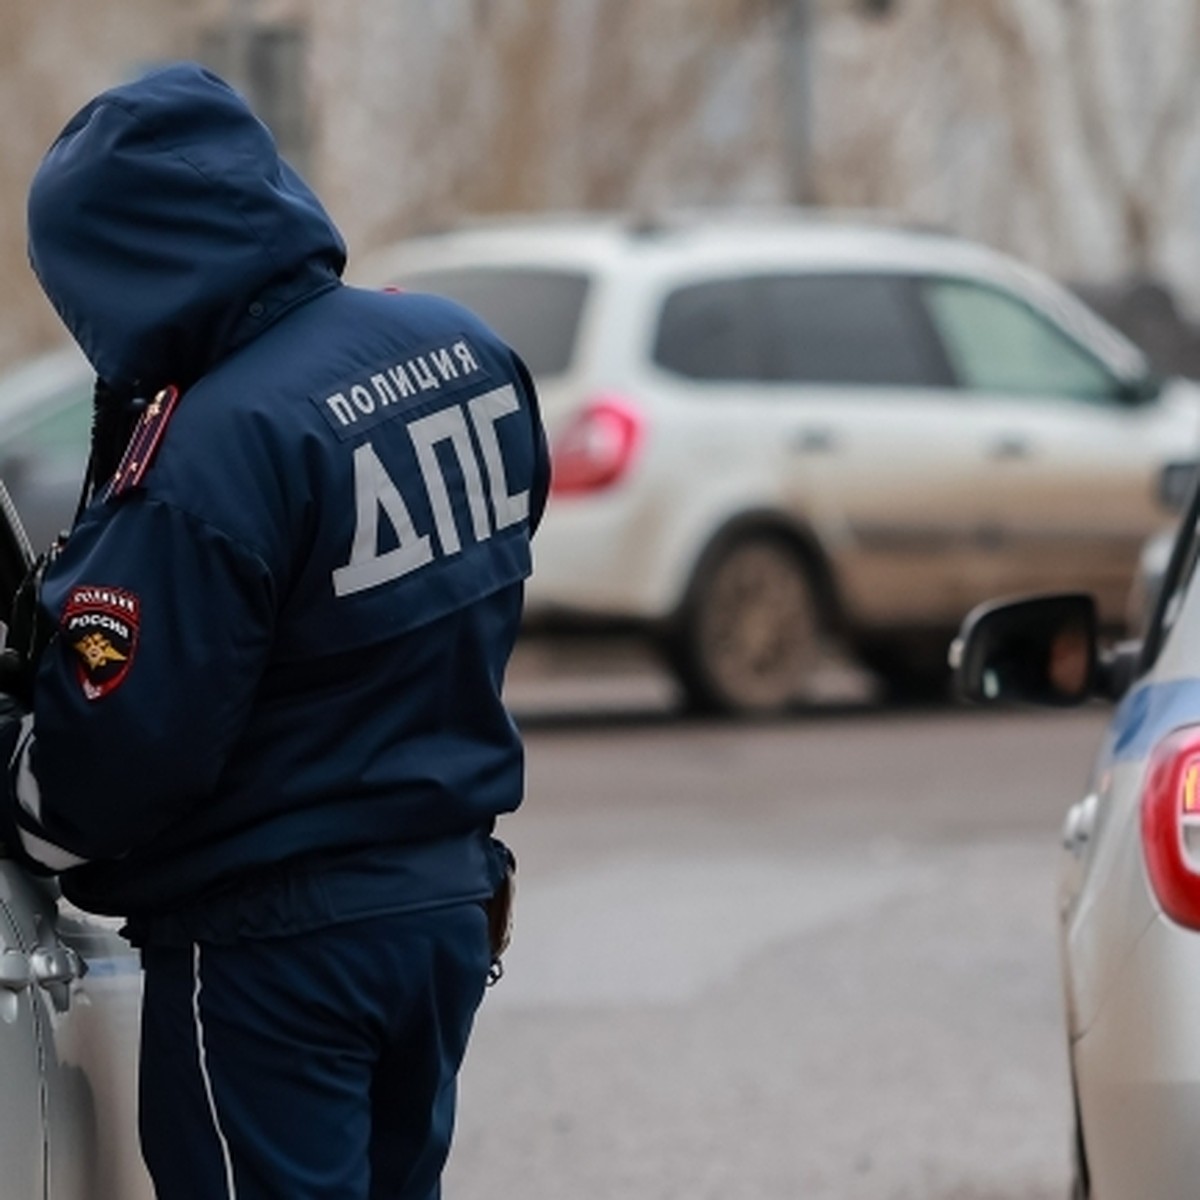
left=3, top=63, right=548, bottom=1199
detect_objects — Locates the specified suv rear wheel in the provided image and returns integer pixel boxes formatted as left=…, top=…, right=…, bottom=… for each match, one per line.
left=665, top=533, right=822, bottom=716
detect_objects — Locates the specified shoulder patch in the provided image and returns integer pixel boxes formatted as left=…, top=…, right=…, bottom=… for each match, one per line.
left=109, top=386, right=181, bottom=497
left=61, top=586, right=140, bottom=701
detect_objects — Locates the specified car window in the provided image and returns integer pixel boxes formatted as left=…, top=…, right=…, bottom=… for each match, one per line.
left=758, top=274, right=947, bottom=386
left=653, top=273, right=946, bottom=387
left=0, top=379, right=92, bottom=471
left=397, top=267, right=589, bottom=378
left=922, top=278, right=1122, bottom=401
left=653, top=278, right=762, bottom=380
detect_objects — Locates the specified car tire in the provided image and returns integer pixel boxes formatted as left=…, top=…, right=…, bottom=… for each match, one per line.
left=665, top=533, right=823, bottom=717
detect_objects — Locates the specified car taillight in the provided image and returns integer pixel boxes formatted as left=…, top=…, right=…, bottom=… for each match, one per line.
left=550, top=396, right=643, bottom=496
left=1142, top=725, right=1200, bottom=929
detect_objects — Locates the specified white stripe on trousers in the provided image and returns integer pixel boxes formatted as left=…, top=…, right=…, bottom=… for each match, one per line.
left=192, top=944, right=239, bottom=1199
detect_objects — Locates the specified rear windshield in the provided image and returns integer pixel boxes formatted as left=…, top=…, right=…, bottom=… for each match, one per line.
left=398, top=267, right=590, bottom=378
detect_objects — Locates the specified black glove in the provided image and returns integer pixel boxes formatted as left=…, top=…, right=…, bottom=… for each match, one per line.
left=0, top=688, right=42, bottom=871
left=0, top=650, right=25, bottom=699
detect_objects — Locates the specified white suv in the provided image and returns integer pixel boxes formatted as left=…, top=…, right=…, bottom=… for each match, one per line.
left=360, top=213, right=1200, bottom=714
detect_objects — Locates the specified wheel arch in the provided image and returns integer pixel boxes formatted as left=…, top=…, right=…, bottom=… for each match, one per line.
left=666, top=510, right=846, bottom=639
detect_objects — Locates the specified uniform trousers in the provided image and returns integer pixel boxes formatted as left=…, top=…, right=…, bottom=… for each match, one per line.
left=137, top=903, right=490, bottom=1200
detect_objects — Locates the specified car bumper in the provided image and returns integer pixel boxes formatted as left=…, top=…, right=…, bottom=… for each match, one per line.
left=527, top=489, right=685, bottom=624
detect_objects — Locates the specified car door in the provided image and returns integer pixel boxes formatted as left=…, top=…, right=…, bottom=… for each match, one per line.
left=0, top=866, right=48, bottom=1199
left=917, top=276, right=1191, bottom=624
left=0, top=810, right=149, bottom=1200
left=42, top=897, right=151, bottom=1200
left=750, top=271, right=1006, bottom=627
left=0, top=867, right=96, bottom=1200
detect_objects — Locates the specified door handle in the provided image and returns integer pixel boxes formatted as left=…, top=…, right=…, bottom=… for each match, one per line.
left=31, top=944, right=84, bottom=987
left=1062, top=793, right=1099, bottom=857
left=987, top=435, right=1031, bottom=460
left=0, top=949, right=31, bottom=992
left=31, top=944, right=84, bottom=1013
left=790, top=427, right=837, bottom=453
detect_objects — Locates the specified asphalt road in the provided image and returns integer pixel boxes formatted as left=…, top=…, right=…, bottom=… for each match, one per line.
left=442, top=649, right=1111, bottom=1200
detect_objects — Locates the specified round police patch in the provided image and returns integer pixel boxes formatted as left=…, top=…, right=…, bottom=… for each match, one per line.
left=62, top=586, right=140, bottom=701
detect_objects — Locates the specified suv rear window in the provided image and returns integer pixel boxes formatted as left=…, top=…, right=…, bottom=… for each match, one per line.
left=399, top=267, right=589, bottom=378
left=653, top=278, right=760, bottom=380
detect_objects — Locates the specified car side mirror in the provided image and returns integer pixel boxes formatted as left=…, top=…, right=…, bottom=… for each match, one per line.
left=1116, top=372, right=1163, bottom=406
left=949, top=593, right=1104, bottom=706
left=1158, top=460, right=1199, bottom=513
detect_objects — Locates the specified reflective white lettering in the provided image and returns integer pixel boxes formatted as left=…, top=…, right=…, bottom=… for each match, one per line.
left=407, top=408, right=491, bottom=555
left=468, top=385, right=529, bottom=530
left=331, top=443, right=433, bottom=596
left=324, top=392, right=356, bottom=427
left=409, top=356, right=440, bottom=392
left=332, top=385, right=526, bottom=598
left=371, top=373, right=398, bottom=408
left=453, top=340, right=480, bottom=373
left=387, top=364, right=417, bottom=399
left=431, top=348, right=458, bottom=381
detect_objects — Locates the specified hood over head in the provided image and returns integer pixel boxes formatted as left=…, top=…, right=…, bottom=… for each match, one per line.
left=27, top=62, right=346, bottom=393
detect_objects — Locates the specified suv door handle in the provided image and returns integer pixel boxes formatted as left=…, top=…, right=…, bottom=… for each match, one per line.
left=988, top=435, right=1031, bottom=460
left=790, top=427, right=837, bottom=453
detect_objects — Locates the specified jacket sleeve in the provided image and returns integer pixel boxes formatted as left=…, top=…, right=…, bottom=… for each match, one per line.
left=7, top=496, right=275, bottom=868
left=510, top=350, right=551, bottom=534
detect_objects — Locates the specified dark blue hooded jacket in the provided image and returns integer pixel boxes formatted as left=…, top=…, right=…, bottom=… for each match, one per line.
left=14, top=64, right=548, bottom=943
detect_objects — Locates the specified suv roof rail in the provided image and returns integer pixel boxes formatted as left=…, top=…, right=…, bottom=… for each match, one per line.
left=621, top=205, right=952, bottom=238
left=392, top=206, right=953, bottom=242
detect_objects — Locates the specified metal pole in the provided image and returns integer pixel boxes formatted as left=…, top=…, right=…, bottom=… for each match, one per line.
left=780, top=0, right=815, bottom=206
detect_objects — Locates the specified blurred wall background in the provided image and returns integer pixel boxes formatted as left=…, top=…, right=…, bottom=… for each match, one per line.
left=3, top=0, right=1200, bottom=372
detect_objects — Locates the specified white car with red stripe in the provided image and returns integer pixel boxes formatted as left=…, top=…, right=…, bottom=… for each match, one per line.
left=364, top=213, right=1200, bottom=715
left=953, top=477, right=1200, bottom=1198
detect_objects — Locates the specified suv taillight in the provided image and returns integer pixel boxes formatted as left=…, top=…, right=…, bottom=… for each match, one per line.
left=550, top=397, right=643, bottom=496
left=1142, top=725, right=1200, bottom=929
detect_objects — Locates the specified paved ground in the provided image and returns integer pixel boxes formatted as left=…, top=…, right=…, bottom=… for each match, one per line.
left=441, top=649, right=1104, bottom=1199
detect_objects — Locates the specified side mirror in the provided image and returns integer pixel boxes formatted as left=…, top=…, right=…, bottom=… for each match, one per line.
left=950, top=593, right=1102, bottom=706
left=1158, top=460, right=1199, bottom=513
left=1116, top=372, right=1163, bottom=407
